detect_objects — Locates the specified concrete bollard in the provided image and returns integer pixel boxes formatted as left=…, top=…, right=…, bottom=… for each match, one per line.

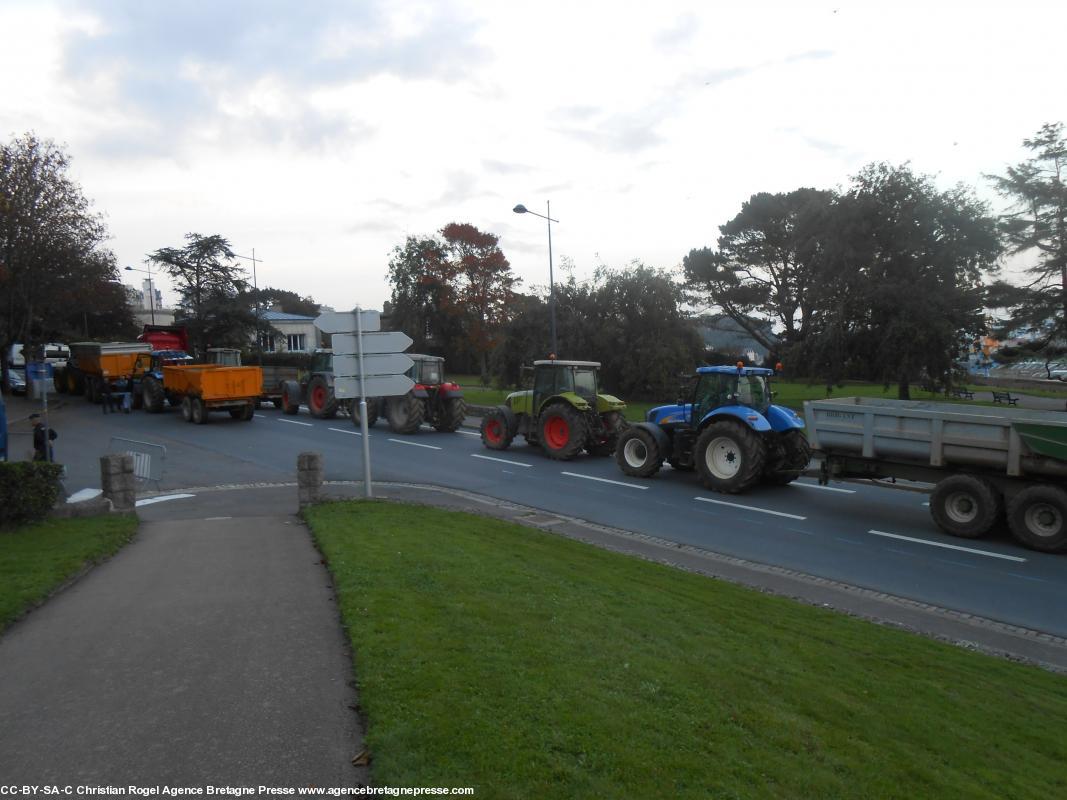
left=100, top=453, right=136, bottom=512
left=297, top=451, right=323, bottom=508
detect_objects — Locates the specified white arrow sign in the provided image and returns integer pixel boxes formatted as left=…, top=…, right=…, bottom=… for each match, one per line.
left=315, top=309, right=381, bottom=335
left=335, top=374, right=414, bottom=399
left=331, top=331, right=413, bottom=355
left=333, top=353, right=413, bottom=378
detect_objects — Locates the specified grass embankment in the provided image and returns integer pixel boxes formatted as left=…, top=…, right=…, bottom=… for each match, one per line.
left=307, top=501, right=1067, bottom=799
left=0, top=514, right=138, bottom=632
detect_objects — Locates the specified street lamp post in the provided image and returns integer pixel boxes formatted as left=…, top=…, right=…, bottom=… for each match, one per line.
left=124, top=265, right=156, bottom=325
left=513, top=202, right=558, bottom=357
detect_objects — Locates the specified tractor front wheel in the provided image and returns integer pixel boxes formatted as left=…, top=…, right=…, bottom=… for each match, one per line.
left=386, top=392, right=425, bottom=434
left=143, top=377, right=165, bottom=413
left=350, top=398, right=380, bottom=428
left=539, top=403, right=586, bottom=460
left=695, top=421, right=766, bottom=494
left=480, top=408, right=515, bottom=450
left=615, top=427, right=663, bottom=477
left=435, top=396, right=467, bottom=432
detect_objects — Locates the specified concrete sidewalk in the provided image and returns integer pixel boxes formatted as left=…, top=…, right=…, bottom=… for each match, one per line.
left=0, top=497, right=365, bottom=786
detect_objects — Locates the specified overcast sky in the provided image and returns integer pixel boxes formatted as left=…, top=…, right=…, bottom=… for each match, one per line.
left=3, top=0, right=1065, bottom=312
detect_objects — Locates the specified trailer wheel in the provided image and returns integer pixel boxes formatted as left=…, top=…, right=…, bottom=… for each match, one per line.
left=386, top=392, right=425, bottom=434
left=191, top=397, right=208, bottom=424
left=615, top=427, right=663, bottom=477
left=695, top=421, right=766, bottom=494
left=930, top=474, right=1002, bottom=539
left=67, top=369, right=82, bottom=395
left=281, top=380, right=301, bottom=415
left=435, top=396, right=466, bottom=432
left=241, top=403, right=254, bottom=421
left=307, top=375, right=337, bottom=419
left=350, top=398, right=380, bottom=428
left=53, top=368, right=68, bottom=394
left=480, top=407, right=515, bottom=450
left=764, top=430, right=812, bottom=486
left=181, top=396, right=193, bottom=422
left=1007, top=485, right=1067, bottom=553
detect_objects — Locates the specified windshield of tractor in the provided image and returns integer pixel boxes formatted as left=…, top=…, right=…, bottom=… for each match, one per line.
left=572, top=368, right=597, bottom=401
left=417, top=360, right=441, bottom=385
left=735, top=374, right=771, bottom=413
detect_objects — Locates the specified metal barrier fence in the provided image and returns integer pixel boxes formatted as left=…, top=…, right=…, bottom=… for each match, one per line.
left=108, top=437, right=167, bottom=484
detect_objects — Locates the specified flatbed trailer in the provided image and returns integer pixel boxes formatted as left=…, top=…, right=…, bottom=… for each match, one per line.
left=805, top=397, right=1067, bottom=553
left=162, top=364, right=263, bottom=424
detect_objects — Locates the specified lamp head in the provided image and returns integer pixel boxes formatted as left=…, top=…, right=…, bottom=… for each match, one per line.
left=512, top=204, right=528, bottom=214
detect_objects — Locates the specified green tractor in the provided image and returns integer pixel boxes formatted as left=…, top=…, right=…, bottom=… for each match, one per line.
left=480, top=360, right=628, bottom=460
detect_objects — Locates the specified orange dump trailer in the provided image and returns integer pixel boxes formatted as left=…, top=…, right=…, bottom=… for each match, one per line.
left=162, top=364, right=263, bottom=424
left=63, top=342, right=152, bottom=402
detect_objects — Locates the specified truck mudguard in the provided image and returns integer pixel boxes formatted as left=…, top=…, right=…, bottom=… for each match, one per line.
left=698, top=405, right=774, bottom=432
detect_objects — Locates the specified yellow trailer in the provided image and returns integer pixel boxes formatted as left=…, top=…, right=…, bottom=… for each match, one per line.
left=64, top=342, right=152, bottom=402
left=162, top=364, right=263, bottom=424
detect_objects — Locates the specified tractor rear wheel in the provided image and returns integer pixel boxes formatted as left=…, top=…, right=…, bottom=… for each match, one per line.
left=539, top=403, right=586, bottom=460
left=695, top=421, right=766, bottom=494
left=386, top=392, right=425, bottom=434
left=480, top=408, right=515, bottom=450
left=435, top=396, right=466, bottom=432
left=763, top=430, right=812, bottom=486
left=307, top=375, right=337, bottom=418
left=350, top=398, right=380, bottom=428
left=615, top=427, right=663, bottom=477
left=281, top=380, right=301, bottom=415
left=143, top=377, right=165, bottom=413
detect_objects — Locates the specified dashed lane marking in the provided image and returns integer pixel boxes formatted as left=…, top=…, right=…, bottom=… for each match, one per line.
left=792, top=481, right=856, bottom=494
left=388, top=438, right=443, bottom=450
left=694, top=496, right=806, bottom=520
left=868, top=529, right=1027, bottom=562
left=561, top=471, right=649, bottom=490
left=471, top=453, right=533, bottom=468
left=329, top=427, right=363, bottom=436
left=279, top=418, right=313, bottom=427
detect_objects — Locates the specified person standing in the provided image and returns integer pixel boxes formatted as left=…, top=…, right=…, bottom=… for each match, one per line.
left=31, top=413, right=57, bottom=462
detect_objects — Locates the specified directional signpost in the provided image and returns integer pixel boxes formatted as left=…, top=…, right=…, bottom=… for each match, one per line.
left=314, top=307, right=413, bottom=497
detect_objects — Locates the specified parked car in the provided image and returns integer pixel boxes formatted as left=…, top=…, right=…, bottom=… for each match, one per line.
left=3, top=367, right=27, bottom=395
left=1050, top=368, right=1067, bottom=381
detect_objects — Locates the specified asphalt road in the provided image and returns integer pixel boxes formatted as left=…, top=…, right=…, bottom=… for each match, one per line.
left=15, top=394, right=1067, bottom=638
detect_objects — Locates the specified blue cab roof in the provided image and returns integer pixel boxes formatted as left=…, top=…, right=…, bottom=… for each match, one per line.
left=696, top=366, right=774, bottom=376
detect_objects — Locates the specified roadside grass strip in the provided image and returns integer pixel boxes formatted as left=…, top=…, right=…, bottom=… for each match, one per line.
left=0, top=514, right=138, bottom=632
left=307, top=501, right=1067, bottom=799
left=868, top=529, right=1027, bottom=562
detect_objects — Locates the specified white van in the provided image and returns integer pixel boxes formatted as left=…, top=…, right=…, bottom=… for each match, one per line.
left=6, top=343, right=69, bottom=368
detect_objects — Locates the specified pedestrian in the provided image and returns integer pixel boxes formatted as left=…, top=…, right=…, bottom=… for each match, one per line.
left=31, top=413, right=57, bottom=462
left=101, top=380, right=113, bottom=414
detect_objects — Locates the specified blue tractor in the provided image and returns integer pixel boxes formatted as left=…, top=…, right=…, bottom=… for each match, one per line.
left=615, top=365, right=810, bottom=493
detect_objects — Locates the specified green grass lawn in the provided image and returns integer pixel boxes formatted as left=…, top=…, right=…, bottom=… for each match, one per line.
left=0, top=514, right=138, bottom=632
left=307, top=501, right=1067, bottom=799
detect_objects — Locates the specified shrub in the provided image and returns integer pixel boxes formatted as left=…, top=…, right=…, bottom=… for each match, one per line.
left=0, top=462, right=64, bottom=527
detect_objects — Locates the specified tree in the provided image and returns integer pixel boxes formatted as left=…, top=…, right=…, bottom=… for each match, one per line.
left=147, top=233, right=253, bottom=356
left=250, top=287, right=320, bottom=318
left=0, top=133, right=134, bottom=391
left=386, top=235, right=459, bottom=354
left=683, top=188, right=836, bottom=351
left=985, top=122, right=1067, bottom=373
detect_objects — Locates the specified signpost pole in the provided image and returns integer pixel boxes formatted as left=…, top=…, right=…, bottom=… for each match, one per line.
left=356, top=306, right=372, bottom=498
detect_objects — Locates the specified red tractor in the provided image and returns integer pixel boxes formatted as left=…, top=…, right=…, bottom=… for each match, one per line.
left=381, top=354, right=466, bottom=434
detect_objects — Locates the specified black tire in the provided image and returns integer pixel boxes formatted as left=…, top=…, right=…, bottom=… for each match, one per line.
left=764, top=430, right=812, bottom=486
left=85, top=376, right=100, bottom=404
left=1006, top=485, right=1067, bottom=553
left=350, top=398, right=380, bottom=427
left=695, top=421, right=766, bottom=494
left=307, top=375, right=337, bottom=419
left=131, top=388, right=143, bottom=410
left=386, top=392, right=425, bottom=434
left=240, top=403, right=255, bottom=421
left=191, top=397, right=208, bottom=424
left=53, top=368, right=68, bottom=394
left=929, top=474, right=1002, bottom=539
left=538, top=403, right=587, bottom=461
left=67, top=369, right=83, bottom=395
left=480, top=407, right=515, bottom=450
left=615, top=427, right=663, bottom=477
left=181, top=395, right=193, bottom=422
left=272, top=397, right=284, bottom=409
left=229, top=408, right=243, bottom=419
left=281, top=380, right=301, bottom=415
left=587, top=411, right=628, bottom=456
left=143, top=376, right=165, bottom=413
left=435, top=396, right=466, bottom=432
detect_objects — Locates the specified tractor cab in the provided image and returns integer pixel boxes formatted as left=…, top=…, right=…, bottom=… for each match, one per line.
left=687, top=366, right=773, bottom=423
left=532, top=360, right=600, bottom=412
left=310, top=349, right=333, bottom=374
left=408, top=354, right=445, bottom=387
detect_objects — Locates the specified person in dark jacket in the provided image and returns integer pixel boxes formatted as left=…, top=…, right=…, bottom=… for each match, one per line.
left=31, top=413, right=57, bottom=462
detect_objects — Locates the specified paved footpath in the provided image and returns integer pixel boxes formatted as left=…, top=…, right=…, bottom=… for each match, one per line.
left=0, top=487, right=366, bottom=788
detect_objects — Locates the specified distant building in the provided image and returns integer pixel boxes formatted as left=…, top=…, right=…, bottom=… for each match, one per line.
left=258, top=309, right=320, bottom=352
left=695, top=314, right=777, bottom=363
left=125, top=281, right=176, bottom=327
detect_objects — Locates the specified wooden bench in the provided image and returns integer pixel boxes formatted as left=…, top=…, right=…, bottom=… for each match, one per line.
left=920, top=381, right=941, bottom=394
left=991, top=391, right=1018, bottom=405
left=948, top=387, right=974, bottom=400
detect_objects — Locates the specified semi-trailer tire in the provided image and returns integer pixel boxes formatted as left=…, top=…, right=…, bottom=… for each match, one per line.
left=191, top=397, right=207, bottom=424
left=929, top=474, right=1002, bottom=539
left=181, top=396, right=193, bottom=422
left=615, top=427, right=663, bottom=477
left=695, top=421, right=766, bottom=494
left=307, top=375, right=337, bottom=419
left=435, top=396, right=466, bottom=432
left=539, top=403, right=586, bottom=460
left=480, top=407, right=515, bottom=450
left=763, top=430, right=812, bottom=486
left=281, top=380, right=301, bottom=415
left=386, top=392, right=425, bottom=434
left=350, top=398, right=380, bottom=428
left=1007, top=485, right=1067, bottom=553
left=142, top=377, right=165, bottom=413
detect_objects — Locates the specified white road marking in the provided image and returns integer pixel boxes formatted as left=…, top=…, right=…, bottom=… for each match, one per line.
left=279, top=418, right=313, bottom=427
left=329, top=427, right=363, bottom=436
left=456, top=430, right=481, bottom=437
left=561, top=471, right=649, bottom=490
left=135, top=493, right=196, bottom=507
left=204, top=516, right=232, bottom=521
left=471, top=453, right=533, bottom=468
left=868, top=529, right=1027, bottom=562
left=694, top=496, right=807, bottom=520
left=66, top=488, right=103, bottom=504
left=388, top=438, right=443, bottom=450
left=254, top=414, right=267, bottom=419
left=792, top=481, right=855, bottom=494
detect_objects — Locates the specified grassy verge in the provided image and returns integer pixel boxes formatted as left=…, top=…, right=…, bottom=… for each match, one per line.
left=0, top=514, right=139, bottom=632
left=307, top=501, right=1067, bottom=799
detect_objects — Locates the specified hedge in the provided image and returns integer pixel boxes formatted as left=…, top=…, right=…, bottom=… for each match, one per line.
left=0, top=462, right=64, bottom=527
